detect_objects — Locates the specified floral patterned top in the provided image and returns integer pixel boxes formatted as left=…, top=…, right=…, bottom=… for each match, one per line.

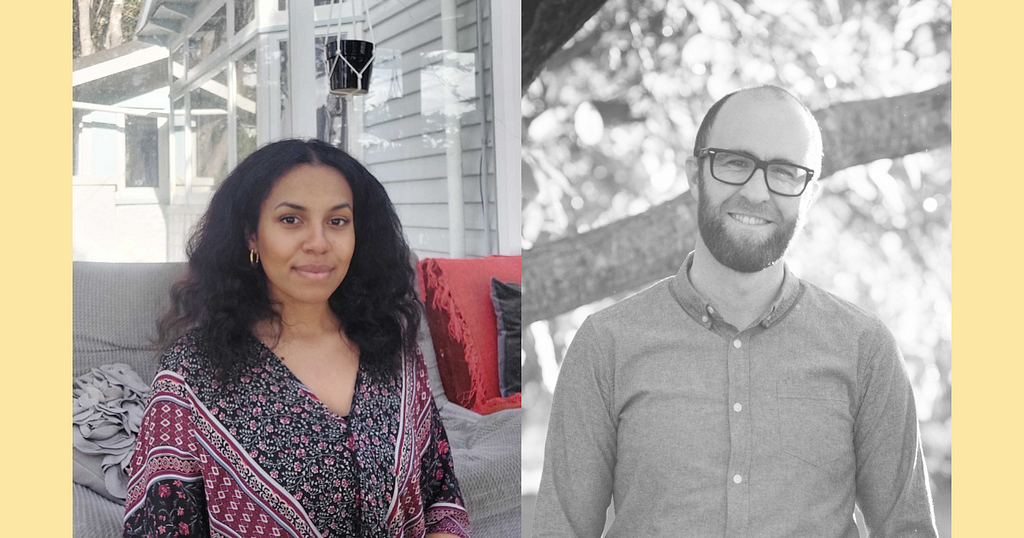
left=123, top=330, right=471, bottom=538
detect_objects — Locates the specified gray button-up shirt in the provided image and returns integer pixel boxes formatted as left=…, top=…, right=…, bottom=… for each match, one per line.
left=533, top=254, right=937, bottom=537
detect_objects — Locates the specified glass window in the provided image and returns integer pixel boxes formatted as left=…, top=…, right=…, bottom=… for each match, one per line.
left=279, top=40, right=290, bottom=138
left=125, top=116, right=159, bottom=187
left=172, top=97, right=185, bottom=187
left=235, top=0, right=255, bottom=33
left=236, top=50, right=258, bottom=164
left=72, top=110, right=83, bottom=175
left=172, top=44, right=184, bottom=82
left=189, top=5, right=227, bottom=69
left=190, top=69, right=230, bottom=185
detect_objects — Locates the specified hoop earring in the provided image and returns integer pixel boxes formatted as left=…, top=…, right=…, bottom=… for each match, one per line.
left=250, top=250, right=260, bottom=267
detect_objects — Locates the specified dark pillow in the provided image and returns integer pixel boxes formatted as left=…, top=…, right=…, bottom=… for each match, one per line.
left=490, top=278, right=522, bottom=397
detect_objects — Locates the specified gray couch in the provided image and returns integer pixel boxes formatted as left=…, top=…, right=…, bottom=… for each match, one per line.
left=72, top=261, right=521, bottom=538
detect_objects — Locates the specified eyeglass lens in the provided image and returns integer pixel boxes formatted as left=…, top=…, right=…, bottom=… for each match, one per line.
left=712, top=151, right=808, bottom=195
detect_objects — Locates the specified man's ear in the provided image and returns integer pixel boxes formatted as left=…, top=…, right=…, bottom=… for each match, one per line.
left=801, top=180, right=824, bottom=212
left=685, top=157, right=700, bottom=202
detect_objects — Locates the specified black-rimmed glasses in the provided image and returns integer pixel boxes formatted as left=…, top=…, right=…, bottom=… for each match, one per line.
left=697, top=148, right=816, bottom=197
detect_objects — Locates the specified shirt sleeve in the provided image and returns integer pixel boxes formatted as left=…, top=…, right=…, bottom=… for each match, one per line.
left=123, top=372, right=210, bottom=538
left=419, top=391, right=472, bottom=537
left=853, top=321, right=938, bottom=537
left=533, top=318, right=616, bottom=538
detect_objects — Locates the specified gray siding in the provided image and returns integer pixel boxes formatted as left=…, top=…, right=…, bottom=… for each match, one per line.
left=363, top=0, right=497, bottom=259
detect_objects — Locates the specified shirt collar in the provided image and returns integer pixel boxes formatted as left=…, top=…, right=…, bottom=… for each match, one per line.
left=669, top=251, right=804, bottom=330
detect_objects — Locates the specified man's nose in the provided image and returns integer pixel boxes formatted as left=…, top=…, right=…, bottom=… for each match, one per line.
left=739, top=166, right=772, bottom=203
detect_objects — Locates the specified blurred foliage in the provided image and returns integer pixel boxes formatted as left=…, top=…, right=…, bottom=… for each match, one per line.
left=72, top=0, right=144, bottom=59
left=521, top=0, right=952, bottom=503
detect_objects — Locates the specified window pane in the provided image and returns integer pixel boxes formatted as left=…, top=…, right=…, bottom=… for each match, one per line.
left=236, top=50, right=258, bottom=164
left=125, top=116, right=159, bottom=187
left=172, top=44, right=184, bottom=82
left=235, top=0, right=255, bottom=33
left=189, top=6, right=227, bottom=69
left=190, top=69, right=229, bottom=185
left=279, top=39, right=290, bottom=138
left=172, top=97, right=185, bottom=187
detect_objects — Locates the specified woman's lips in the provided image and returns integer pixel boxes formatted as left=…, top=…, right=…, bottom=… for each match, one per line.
left=293, top=265, right=333, bottom=280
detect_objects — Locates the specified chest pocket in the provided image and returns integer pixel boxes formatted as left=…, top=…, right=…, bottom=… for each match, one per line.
left=777, top=380, right=853, bottom=467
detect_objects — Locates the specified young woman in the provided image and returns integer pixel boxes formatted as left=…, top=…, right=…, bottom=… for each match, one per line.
left=123, top=139, right=470, bottom=538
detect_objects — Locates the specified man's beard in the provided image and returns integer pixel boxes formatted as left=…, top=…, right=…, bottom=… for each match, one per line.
left=696, top=172, right=801, bottom=273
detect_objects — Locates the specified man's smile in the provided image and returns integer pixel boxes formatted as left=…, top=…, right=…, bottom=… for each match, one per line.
left=728, top=212, right=772, bottom=226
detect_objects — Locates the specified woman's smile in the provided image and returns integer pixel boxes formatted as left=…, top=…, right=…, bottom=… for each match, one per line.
left=294, top=264, right=334, bottom=280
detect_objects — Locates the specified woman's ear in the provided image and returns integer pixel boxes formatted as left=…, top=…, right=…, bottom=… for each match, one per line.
left=246, top=232, right=258, bottom=253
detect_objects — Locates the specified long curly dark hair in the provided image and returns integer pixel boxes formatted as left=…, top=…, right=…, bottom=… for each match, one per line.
left=157, top=139, right=420, bottom=380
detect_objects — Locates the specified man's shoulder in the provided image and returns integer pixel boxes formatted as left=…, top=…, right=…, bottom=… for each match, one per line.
left=586, top=276, right=678, bottom=329
left=796, top=277, right=890, bottom=335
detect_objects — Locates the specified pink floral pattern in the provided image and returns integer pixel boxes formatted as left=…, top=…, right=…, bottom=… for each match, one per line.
left=123, top=330, right=470, bottom=538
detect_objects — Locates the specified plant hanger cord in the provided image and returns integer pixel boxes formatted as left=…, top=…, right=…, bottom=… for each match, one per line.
left=326, top=0, right=376, bottom=93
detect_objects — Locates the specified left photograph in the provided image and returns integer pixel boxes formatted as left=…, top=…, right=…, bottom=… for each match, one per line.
left=71, top=1, right=522, bottom=537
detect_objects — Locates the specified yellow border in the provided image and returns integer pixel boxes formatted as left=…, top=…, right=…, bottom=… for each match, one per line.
left=12, top=0, right=1013, bottom=535
left=0, top=3, right=70, bottom=534
left=954, top=1, right=1022, bottom=535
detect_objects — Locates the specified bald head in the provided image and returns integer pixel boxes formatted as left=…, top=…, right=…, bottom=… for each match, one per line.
left=693, top=86, right=823, bottom=173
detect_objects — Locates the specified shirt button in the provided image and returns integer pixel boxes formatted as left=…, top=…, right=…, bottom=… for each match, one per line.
left=733, top=402, right=742, bottom=412
left=733, top=339, right=742, bottom=349
left=707, top=306, right=715, bottom=314
left=701, top=315, right=709, bottom=323
left=733, top=474, right=743, bottom=484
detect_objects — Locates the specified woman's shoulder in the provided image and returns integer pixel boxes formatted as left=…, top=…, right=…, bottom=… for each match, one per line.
left=158, top=328, right=216, bottom=379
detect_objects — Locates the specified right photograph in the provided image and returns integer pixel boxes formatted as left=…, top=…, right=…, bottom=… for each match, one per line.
left=521, top=1, right=951, bottom=537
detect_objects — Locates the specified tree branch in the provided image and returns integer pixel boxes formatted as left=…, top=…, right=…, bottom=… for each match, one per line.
left=522, top=82, right=951, bottom=324
left=523, top=0, right=608, bottom=94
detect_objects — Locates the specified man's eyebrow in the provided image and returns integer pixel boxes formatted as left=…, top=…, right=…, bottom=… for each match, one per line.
left=728, top=147, right=803, bottom=165
left=273, top=202, right=352, bottom=211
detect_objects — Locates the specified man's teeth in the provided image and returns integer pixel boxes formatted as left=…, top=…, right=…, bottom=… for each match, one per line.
left=732, top=214, right=769, bottom=225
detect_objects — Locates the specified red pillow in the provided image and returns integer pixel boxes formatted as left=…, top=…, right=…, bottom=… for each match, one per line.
left=418, top=256, right=521, bottom=414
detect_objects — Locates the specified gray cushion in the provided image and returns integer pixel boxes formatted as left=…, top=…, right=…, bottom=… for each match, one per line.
left=73, top=262, right=187, bottom=382
left=443, top=405, right=523, bottom=538
left=73, top=483, right=124, bottom=538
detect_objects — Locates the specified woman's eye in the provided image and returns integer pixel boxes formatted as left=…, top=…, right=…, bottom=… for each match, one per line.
left=330, top=217, right=349, bottom=226
left=280, top=216, right=298, bottom=225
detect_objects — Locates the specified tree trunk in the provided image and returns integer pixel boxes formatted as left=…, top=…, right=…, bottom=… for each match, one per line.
left=522, top=0, right=608, bottom=94
left=78, top=0, right=94, bottom=57
left=522, top=82, right=951, bottom=324
left=107, top=0, right=125, bottom=49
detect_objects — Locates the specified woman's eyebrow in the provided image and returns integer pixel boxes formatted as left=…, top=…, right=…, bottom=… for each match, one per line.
left=274, top=202, right=306, bottom=211
left=273, top=202, right=352, bottom=211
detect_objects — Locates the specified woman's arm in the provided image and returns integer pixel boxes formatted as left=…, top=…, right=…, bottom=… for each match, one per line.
left=123, top=371, right=209, bottom=538
left=419, top=398, right=472, bottom=538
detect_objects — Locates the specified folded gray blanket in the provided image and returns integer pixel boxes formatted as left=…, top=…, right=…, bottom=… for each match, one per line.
left=72, top=363, right=150, bottom=502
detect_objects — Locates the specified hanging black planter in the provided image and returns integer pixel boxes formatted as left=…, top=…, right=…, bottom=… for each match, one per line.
left=326, top=39, right=375, bottom=96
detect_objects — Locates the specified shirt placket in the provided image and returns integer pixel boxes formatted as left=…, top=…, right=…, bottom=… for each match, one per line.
left=725, top=327, right=753, bottom=538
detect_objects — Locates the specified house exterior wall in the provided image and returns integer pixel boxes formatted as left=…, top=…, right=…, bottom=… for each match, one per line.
left=361, top=0, right=497, bottom=259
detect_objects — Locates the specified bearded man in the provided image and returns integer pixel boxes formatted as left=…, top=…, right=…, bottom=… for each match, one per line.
left=532, top=86, right=938, bottom=538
